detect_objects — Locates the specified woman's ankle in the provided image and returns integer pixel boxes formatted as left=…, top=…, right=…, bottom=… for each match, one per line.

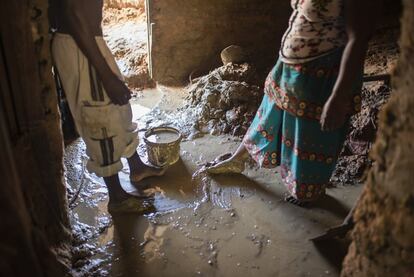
left=232, top=149, right=249, bottom=161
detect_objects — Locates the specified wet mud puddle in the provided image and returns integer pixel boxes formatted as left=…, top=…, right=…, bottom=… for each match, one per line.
left=66, top=101, right=362, bottom=277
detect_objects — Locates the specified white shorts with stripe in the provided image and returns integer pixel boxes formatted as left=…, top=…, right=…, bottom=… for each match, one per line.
left=52, top=33, right=139, bottom=177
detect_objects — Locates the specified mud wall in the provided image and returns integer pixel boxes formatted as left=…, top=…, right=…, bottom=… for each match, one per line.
left=341, top=0, right=414, bottom=276
left=148, top=0, right=291, bottom=85
left=0, top=0, right=71, bottom=276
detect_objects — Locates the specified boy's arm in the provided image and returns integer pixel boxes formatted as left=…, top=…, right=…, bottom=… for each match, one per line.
left=62, top=0, right=131, bottom=105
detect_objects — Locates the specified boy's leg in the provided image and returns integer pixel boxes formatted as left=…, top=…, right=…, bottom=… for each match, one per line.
left=104, top=174, right=131, bottom=203
left=52, top=35, right=147, bottom=210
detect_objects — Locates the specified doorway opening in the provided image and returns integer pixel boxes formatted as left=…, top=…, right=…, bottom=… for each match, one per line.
left=102, top=0, right=154, bottom=92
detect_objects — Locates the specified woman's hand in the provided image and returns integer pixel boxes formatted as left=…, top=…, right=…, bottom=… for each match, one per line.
left=319, top=0, right=383, bottom=131
left=103, top=77, right=131, bottom=106
left=320, top=94, right=350, bottom=131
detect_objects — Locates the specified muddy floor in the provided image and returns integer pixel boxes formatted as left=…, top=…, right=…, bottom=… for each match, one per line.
left=66, top=87, right=362, bottom=277
left=66, top=13, right=398, bottom=277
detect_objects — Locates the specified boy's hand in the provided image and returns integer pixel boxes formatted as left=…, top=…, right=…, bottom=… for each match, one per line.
left=103, top=77, right=131, bottom=105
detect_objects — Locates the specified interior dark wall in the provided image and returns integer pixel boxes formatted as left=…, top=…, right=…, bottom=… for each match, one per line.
left=0, top=0, right=71, bottom=276
left=148, top=0, right=292, bottom=85
left=147, top=0, right=401, bottom=86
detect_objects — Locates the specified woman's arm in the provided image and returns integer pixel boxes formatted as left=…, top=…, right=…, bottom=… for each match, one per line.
left=320, top=0, right=383, bottom=131
left=62, top=0, right=131, bottom=105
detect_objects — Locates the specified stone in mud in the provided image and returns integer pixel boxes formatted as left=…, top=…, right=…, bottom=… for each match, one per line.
left=208, top=119, right=218, bottom=131
left=221, top=45, right=248, bottom=65
left=221, top=123, right=231, bottom=134
left=210, top=126, right=221, bottom=136
left=213, top=109, right=225, bottom=119
left=226, top=109, right=238, bottom=124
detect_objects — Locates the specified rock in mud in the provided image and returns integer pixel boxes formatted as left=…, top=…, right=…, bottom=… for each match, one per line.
left=221, top=45, right=248, bottom=65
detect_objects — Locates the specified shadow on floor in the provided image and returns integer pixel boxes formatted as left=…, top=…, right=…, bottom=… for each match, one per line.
left=312, top=237, right=351, bottom=273
left=111, top=214, right=143, bottom=277
left=312, top=193, right=351, bottom=218
left=213, top=173, right=284, bottom=200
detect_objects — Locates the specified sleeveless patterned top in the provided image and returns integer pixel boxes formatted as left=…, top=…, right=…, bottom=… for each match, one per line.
left=280, top=0, right=347, bottom=64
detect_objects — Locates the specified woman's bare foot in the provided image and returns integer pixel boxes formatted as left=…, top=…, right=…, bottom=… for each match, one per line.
left=206, top=154, right=246, bottom=174
left=128, top=152, right=167, bottom=183
left=206, top=144, right=249, bottom=174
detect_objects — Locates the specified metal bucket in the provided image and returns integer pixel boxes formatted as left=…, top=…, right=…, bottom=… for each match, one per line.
left=143, top=127, right=182, bottom=167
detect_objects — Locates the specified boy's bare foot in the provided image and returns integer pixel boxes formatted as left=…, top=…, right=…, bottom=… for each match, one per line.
left=130, top=165, right=167, bottom=183
left=128, top=152, right=167, bottom=183
left=104, top=174, right=154, bottom=214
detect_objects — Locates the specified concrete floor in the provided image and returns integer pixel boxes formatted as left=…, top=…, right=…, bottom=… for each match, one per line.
left=66, top=87, right=362, bottom=277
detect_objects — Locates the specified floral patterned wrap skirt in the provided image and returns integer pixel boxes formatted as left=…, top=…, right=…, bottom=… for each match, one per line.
left=243, top=48, right=362, bottom=202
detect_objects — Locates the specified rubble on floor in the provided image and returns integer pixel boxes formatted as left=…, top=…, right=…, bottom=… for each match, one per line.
left=331, top=84, right=392, bottom=185
left=331, top=26, right=398, bottom=185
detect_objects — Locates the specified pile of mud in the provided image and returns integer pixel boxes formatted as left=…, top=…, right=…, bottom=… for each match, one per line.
left=179, top=63, right=263, bottom=138
left=331, top=84, right=392, bottom=185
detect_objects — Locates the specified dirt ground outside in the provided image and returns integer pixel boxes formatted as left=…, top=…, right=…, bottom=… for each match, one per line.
left=102, top=0, right=154, bottom=91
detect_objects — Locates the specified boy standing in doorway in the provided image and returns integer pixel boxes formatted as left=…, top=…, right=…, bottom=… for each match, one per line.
left=50, top=0, right=165, bottom=213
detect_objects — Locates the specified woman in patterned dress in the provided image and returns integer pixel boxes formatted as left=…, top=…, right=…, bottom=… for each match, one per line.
left=207, top=0, right=382, bottom=206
